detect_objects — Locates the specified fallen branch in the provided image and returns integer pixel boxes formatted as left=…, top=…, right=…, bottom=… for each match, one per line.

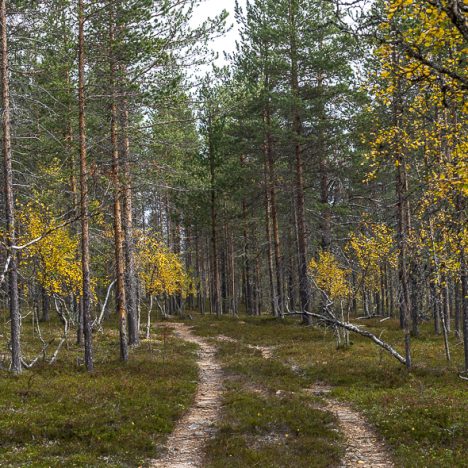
left=20, top=339, right=54, bottom=369
left=285, top=311, right=406, bottom=365
left=54, top=297, right=69, bottom=332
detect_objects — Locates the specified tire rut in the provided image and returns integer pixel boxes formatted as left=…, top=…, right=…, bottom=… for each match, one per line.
left=149, top=323, right=223, bottom=468
left=307, top=384, right=394, bottom=467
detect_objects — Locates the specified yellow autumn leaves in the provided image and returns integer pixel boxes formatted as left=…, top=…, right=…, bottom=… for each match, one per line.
left=15, top=202, right=194, bottom=301
left=309, top=251, right=350, bottom=300
left=136, top=231, right=195, bottom=299
left=308, top=222, right=395, bottom=302
left=309, top=216, right=465, bottom=302
left=18, top=201, right=83, bottom=296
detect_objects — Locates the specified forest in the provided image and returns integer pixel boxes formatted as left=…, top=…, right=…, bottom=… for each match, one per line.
left=0, top=0, right=466, bottom=466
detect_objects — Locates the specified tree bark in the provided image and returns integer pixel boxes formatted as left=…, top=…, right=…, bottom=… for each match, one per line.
left=454, top=280, right=461, bottom=339
left=78, top=0, right=93, bottom=372
left=241, top=193, right=254, bottom=315
left=41, top=286, right=50, bottom=322
left=456, top=194, right=468, bottom=372
left=289, top=0, right=309, bottom=320
left=263, top=154, right=277, bottom=317
left=208, top=116, right=221, bottom=316
left=266, top=115, right=284, bottom=317
left=396, top=141, right=412, bottom=369
left=1, top=0, right=21, bottom=373
left=109, top=6, right=128, bottom=361
left=120, top=89, right=139, bottom=345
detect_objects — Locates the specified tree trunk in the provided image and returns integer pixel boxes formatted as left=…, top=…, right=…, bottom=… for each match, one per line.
left=263, top=155, right=277, bottom=317
left=456, top=195, right=468, bottom=372
left=78, top=0, right=93, bottom=372
left=120, top=89, right=139, bottom=345
left=146, top=295, right=153, bottom=340
left=241, top=195, right=253, bottom=315
left=392, top=47, right=412, bottom=369
left=461, top=249, right=468, bottom=372
left=264, top=101, right=284, bottom=317
left=443, top=278, right=451, bottom=333
left=41, top=286, right=50, bottom=322
left=76, top=300, right=83, bottom=345
left=208, top=116, right=221, bottom=316
left=109, top=7, right=128, bottom=362
left=289, top=0, right=309, bottom=320
left=396, top=145, right=412, bottom=369
left=454, top=280, right=461, bottom=339
left=1, top=0, right=21, bottom=373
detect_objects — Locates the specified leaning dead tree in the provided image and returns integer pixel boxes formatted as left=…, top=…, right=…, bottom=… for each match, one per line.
left=285, top=310, right=406, bottom=365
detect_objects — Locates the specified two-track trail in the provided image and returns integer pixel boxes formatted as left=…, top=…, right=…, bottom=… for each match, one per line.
left=151, top=323, right=394, bottom=468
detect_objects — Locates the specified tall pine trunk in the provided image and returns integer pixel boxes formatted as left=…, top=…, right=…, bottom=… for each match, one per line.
left=109, top=6, right=128, bottom=361
left=263, top=153, right=277, bottom=316
left=1, top=0, right=21, bottom=373
left=289, top=0, right=309, bottom=320
left=78, top=0, right=93, bottom=372
left=209, top=117, right=221, bottom=316
left=120, top=90, right=139, bottom=345
left=241, top=190, right=253, bottom=315
left=264, top=104, right=284, bottom=317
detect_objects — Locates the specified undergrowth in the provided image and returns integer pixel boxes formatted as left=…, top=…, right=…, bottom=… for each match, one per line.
left=0, top=315, right=198, bottom=467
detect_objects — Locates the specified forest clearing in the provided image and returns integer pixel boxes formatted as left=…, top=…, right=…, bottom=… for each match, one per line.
left=0, top=0, right=467, bottom=466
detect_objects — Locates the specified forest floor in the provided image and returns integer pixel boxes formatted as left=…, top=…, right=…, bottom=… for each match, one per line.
left=0, top=315, right=199, bottom=467
left=0, top=313, right=466, bottom=467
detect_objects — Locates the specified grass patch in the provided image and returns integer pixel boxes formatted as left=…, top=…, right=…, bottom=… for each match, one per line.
left=0, top=315, right=198, bottom=467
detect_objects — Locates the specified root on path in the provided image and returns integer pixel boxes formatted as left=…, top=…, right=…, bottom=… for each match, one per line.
left=150, top=323, right=223, bottom=468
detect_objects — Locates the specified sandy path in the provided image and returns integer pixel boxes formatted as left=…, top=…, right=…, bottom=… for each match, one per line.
left=216, top=333, right=394, bottom=467
left=149, top=323, right=223, bottom=468
left=307, top=384, right=394, bottom=467
left=150, top=325, right=393, bottom=468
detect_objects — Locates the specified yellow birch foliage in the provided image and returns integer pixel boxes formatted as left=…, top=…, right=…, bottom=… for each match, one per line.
left=367, top=0, right=467, bottom=190
left=347, top=223, right=396, bottom=292
left=308, top=251, right=350, bottom=300
left=420, top=213, right=467, bottom=284
left=18, top=202, right=83, bottom=296
left=136, top=232, right=194, bottom=298
left=364, top=0, right=467, bottom=285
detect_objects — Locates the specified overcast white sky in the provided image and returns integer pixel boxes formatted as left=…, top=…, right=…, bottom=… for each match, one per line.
left=192, top=0, right=247, bottom=66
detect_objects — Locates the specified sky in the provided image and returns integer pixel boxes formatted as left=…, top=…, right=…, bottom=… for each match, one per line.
left=192, top=0, right=247, bottom=66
